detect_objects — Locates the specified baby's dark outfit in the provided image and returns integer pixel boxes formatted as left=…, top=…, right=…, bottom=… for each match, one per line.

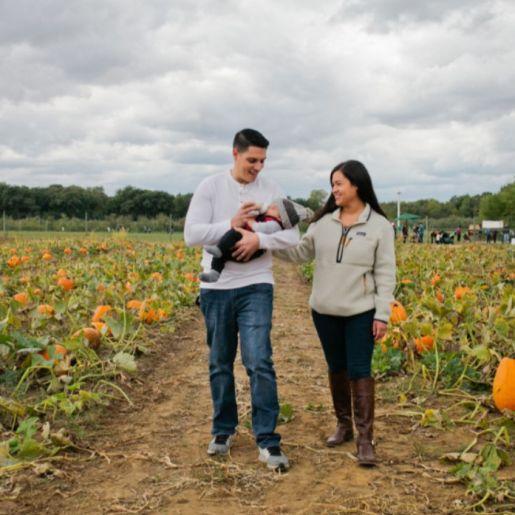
left=208, top=214, right=282, bottom=275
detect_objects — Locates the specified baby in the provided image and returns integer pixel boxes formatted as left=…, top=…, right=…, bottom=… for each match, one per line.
left=199, top=198, right=313, bottom=283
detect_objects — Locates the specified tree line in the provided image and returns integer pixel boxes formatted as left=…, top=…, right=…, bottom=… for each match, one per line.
left=1, top=180, right=513, bottom=227
left=0, top=184, right=192, bottom=220
left=293, top=182, right=513, bottom=227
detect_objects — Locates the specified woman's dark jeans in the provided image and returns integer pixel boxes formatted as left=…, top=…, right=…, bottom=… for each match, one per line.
left=311, top=309, right=375, bottom=379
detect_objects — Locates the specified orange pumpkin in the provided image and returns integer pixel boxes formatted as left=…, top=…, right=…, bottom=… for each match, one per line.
left=92, top=304, right=112, bottom=322
left=37, top=304, right=54, bottom=316
left=454, top=287, right=472, bottom=300
left=127, top=299, right=144, bottom=310
left=40, top=344, right=67, bottom=362
left=7, top=256, right=21, bottom=268
left=13, top=292, right=29, bottom=305
left=431, top=274, right=441, bottom=286
left=41, top=252, right=53, bottom=261
left=63, top=247, right=73, bottom=255
left=92, top=321, right=112, bottom=336
left=57, top=277, right=75, bottom=291
left=73, top=327, right=101, bottom=350
left=415, top=335, right=434, bottom=353
left=436, top=290, right=445, bottom=303
left=492, top=358, right=515, bottom=411
left=390, top=301, right=408, bottom=324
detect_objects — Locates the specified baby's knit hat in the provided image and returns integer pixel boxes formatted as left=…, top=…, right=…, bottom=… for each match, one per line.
left=273, top=198, right=313, bottom=229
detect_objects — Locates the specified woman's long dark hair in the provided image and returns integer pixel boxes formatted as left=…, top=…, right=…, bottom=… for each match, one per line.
left=312, top=160, right=388, bottom=223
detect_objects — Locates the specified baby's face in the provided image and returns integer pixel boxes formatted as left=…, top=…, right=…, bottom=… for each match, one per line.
left=266, top=204, right=281, bottom=220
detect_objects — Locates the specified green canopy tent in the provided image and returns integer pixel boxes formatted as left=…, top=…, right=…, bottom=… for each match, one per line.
left=397, top=213, right=420, bottom=221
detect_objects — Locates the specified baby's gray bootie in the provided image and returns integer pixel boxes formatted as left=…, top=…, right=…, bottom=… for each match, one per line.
left=199, top=270, right=221, bottom=283
left=204, top=245, right=222, bottom=258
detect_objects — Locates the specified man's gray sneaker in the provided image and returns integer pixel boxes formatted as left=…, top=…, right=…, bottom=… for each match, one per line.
left=258, top=446, right=289, bottom=471
left=207, top=434, right=233, bottom=456
left=204, top=245, right=222, bottom=258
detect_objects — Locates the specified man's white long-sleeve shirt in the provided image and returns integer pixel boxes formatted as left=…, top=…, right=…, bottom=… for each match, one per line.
left=184, top=170, right=300, bottom=289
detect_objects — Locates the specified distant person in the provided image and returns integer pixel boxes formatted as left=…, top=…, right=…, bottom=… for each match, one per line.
left=184, top=128, right=299, bottom=471
left=486, top=229, right=492, bottom=243
left=430, top=230, right=437, bottom=244
left=412, top=224, right=419, bottom=243
left=402, top=223, right=408, bottom=243
left=455, top=226, right=462, bottom=242
left=200, top=198, right=312, bottom=282
left=418, top=224, right=425, bottom=243
left=274, top=160, right=396, bottom=467
left=493, top=229, right=498, bottom=243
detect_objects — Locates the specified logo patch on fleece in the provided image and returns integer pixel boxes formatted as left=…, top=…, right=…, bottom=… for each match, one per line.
left=356, top=231, right=367, bottom=236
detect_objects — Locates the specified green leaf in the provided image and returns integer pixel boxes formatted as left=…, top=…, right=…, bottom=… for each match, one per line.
left=467, top=345, right=491, bottom=364
left=16, top=416, right=39, bottom=440
left=0, top=343, right=11, bottom=358
left=494, top=317, right=509, bottom=337
left=480, top=443, right=502, bottom=472
left=113, top=352, right=137, bottom=373
left=420, top=408, right=443, bottom=428
left=105, top=316, right=124, bottom=339
left=17, top=439, right=49, bottom=459
left=437, top=322, right=454, bottom=341
left=278, top=402, right=294, bottom=424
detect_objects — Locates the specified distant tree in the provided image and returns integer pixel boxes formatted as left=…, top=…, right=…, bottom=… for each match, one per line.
left=173, top=193, right=193, bottom=218
left=304, top=189, right=328, bottom=211
left=0, top=183, right=38, bottom=218
left=479, top=182, right=515, bottom=226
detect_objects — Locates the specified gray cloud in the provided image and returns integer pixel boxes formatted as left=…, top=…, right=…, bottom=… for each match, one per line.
left=0, top=0, right=513, bottom=201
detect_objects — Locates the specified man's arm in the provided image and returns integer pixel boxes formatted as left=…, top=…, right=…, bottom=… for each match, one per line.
left=184, top=179, right=261, bottom=247
left=183, top=180, right=231, bottom=247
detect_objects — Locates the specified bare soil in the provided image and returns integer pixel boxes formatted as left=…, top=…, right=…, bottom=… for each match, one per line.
left=1, top=260, right=512, bottom=515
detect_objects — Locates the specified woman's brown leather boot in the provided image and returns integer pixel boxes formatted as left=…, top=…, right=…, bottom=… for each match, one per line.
left=351, top=377, right=376, bottom=466
left=326, top=371, right=354, bottom=447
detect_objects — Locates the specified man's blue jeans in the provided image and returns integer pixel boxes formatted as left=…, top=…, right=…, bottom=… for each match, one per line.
left=199, top=283, right=281, bottom=448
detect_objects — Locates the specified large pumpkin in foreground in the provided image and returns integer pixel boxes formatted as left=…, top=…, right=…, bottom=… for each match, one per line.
left=492, top=357, right=515, bottom=411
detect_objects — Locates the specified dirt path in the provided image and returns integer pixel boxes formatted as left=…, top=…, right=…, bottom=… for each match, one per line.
left=1, top=260, right=495, bottom=514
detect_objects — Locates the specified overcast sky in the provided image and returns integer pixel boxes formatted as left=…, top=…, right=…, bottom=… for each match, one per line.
left=1, top=0, right=514, bottom=201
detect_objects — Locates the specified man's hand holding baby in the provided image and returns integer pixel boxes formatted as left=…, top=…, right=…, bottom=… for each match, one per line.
left=231, top=201, right=260, bottom=228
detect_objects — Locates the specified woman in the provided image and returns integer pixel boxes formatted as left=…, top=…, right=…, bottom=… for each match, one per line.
left=275, top=160, right=396, bottom=466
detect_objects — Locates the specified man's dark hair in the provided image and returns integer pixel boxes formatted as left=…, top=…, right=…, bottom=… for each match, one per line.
left=233, top=128, right=269, bottom=152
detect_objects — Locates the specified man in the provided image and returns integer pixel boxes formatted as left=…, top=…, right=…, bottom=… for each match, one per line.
left=184, top=128, right=299, bottom=471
